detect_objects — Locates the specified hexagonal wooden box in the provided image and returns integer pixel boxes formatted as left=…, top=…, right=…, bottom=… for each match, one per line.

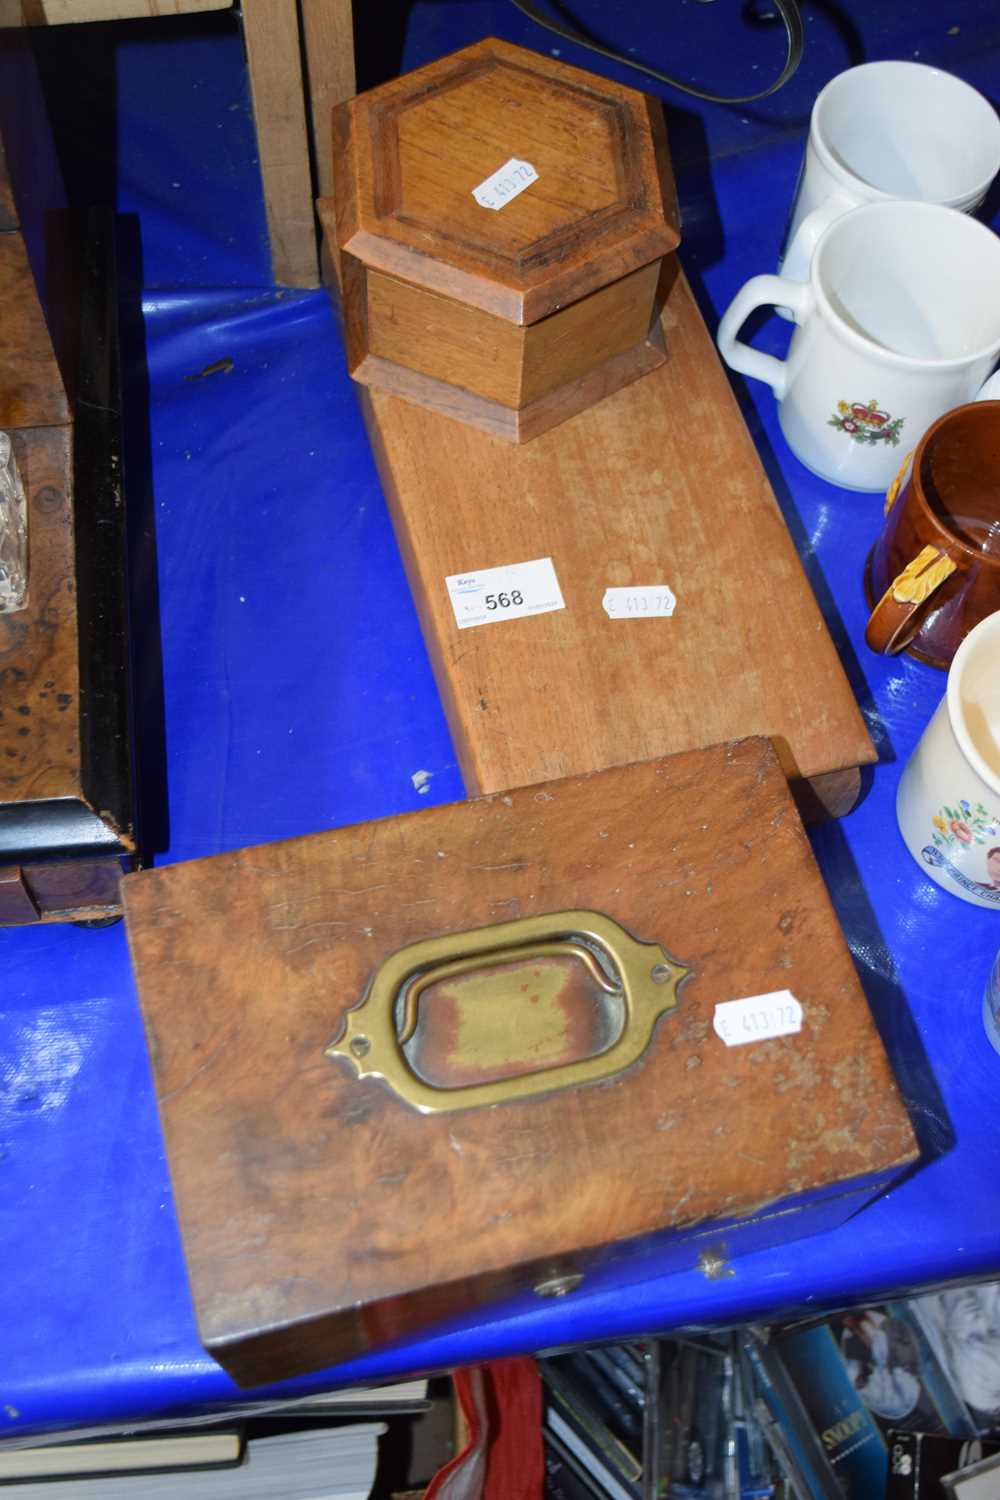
left=319, top=37, right=681, bottom=442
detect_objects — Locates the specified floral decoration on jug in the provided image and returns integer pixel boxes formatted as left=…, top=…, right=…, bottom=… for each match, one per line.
left=930, top=800, right=999, bottom=850
left=829, top=399, right=904, bottom=446
left=920, top=801, right=1000, bottom=905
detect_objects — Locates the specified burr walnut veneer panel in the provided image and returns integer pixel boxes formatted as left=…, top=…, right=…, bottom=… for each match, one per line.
left=125, top=740, right=914, bottom=1386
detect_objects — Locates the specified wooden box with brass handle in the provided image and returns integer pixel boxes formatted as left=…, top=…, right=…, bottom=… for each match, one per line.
left=123, top=738, right=917, bottom=1386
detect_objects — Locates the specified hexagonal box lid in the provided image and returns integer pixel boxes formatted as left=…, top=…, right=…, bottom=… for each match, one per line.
left=333, top=37, right=681, bottom=326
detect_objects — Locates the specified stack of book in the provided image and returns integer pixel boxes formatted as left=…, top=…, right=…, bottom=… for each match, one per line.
left=0, top=1379, right=430, bottom=1500
left=0, top=1425, right=385, bottom=1500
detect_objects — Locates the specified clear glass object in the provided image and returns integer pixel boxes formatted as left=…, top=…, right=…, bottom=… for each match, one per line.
left=0, top=431, right=28, bottom=613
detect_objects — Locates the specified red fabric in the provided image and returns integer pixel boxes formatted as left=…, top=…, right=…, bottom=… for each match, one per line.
left=424, top=1357, right=544, bottom=1500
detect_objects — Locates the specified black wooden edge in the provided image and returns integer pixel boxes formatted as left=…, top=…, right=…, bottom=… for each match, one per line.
left=73, top=209, right=137, bottom=858
left=0, top=797, right=126, bottom=862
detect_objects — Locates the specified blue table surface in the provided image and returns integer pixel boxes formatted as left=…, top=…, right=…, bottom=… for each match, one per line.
left=2, top=0, right=1000, bottom=1442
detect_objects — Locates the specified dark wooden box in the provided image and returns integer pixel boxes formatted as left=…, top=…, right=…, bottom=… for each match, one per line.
left=0, top=216, right=135, bottom=925
left=123, top=738, right=917, bottom=1387
left=0, top=49, right=135, bottom=926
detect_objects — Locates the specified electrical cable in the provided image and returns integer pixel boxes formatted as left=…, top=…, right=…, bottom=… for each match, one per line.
left=508, top=0, right=805, bottom=103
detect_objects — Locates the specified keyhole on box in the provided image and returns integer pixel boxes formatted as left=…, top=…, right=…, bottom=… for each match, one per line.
left=534, top=1273, right=584, bottom=1299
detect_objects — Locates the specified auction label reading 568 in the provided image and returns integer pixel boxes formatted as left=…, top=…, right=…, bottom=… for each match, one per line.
left=445, top=557, right=565, bottom=630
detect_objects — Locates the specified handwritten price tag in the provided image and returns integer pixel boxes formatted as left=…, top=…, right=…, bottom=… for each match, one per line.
left=713, top=991, right=803, bottom=1048
left=602, top=585, right=676, bottom=619
left=445, top=557, right=565, bottom=630
left=472, top=158, right=539, bottom=211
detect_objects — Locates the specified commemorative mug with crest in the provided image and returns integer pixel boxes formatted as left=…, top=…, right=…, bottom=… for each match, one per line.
left=896, top=610, right=1000, bottom=910
left=780, top=61, right=1000, bottom=285
left=717, top=201, right=1000, bottom=492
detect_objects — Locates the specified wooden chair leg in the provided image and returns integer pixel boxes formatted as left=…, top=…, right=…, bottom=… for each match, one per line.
left=241, top=0, right=319, bottom=287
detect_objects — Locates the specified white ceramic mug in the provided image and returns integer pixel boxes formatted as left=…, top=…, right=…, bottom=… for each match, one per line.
left=780, top=61, right=1000, bottom=285
left=985, top=949, right=1000, bottom=1054
left=897, top=610, right=1000, bottom=910
left=717, top=201, right=1000, bottom=492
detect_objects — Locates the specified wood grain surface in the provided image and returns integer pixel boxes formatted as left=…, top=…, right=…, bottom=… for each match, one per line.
left=0, top=864, right=38, bottom=922
left=300, top=0, right=355, bottom=201
left=363, top=261, right=662, bottom=413
left=328, top=38, right=678, bottom=435
left=0, top=232, right=69, bottom=428
left=0, top=25, right=82, bottom=395
left=359, top=260, right=875, bottom=797
left=0, top=131, right=16, bottom=229
left=0, top=858, right=124, bottom=923
left=10, top=0, right=228, bottom=21
left=241, top=0, right=319, bottom=287
left=333, top=37, right=679, bottom=325
left=22, top=855, right=123, bottom=918
left=0, top=425, right=82, bottom=804
left=124, top=739, right=916, bottom=1384
left=351, top=323, right=667, bottom=444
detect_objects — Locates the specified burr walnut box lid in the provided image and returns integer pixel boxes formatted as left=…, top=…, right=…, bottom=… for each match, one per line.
left=123, top=739, right=917, bottom=1388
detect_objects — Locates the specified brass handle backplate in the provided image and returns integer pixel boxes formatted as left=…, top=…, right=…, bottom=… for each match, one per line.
left=325, top=909, right=690, bottom=1114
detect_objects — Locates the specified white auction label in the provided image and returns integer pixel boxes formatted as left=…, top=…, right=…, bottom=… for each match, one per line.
left=471, top=158, right=539, bottom=211
left=446, top=557, right=565, bottom=630
left=713, top=991, right=803, bottom=1048
left=602, top=585, right=677, bottom=619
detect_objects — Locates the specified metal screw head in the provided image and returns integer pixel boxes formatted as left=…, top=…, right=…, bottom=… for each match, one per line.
left=350, top=1035, right=371, bottom=1059
left=533, top=1272, right=584, bottom=1299
left=651, top=963, right=672, bottom=983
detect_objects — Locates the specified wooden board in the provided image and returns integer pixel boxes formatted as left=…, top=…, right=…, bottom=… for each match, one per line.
left=241, top=0, right=319, bottom=287
left=7, top=0, right=228, bottom=22
left=359, top=259, right=876, bottom=806
left=300, top=0, right=355, bottom=201
left=124, top=738, right=917, bottom=1386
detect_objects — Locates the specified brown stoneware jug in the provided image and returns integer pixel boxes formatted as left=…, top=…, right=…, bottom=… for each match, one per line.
left=865, top=400, right=1000, bottom=668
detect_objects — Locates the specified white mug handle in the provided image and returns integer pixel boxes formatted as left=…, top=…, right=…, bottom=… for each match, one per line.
left=975, top=369, right=1000, bottom=401
left=716, top=275, right=814, bottom=400
left=780, top=192, right=854, bottom=283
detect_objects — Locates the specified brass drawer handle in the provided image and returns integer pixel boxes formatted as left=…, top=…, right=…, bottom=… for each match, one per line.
left=326, top=909, right=689, bottom=1114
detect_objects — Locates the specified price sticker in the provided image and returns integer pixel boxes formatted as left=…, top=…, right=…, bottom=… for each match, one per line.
left=445, top=556, right=565, bottom=630
left=713, top=991, right=803, bottom=1048
left=472, top=158, right=539, bottom=211
left=602, top=585, right=677, bottom=619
